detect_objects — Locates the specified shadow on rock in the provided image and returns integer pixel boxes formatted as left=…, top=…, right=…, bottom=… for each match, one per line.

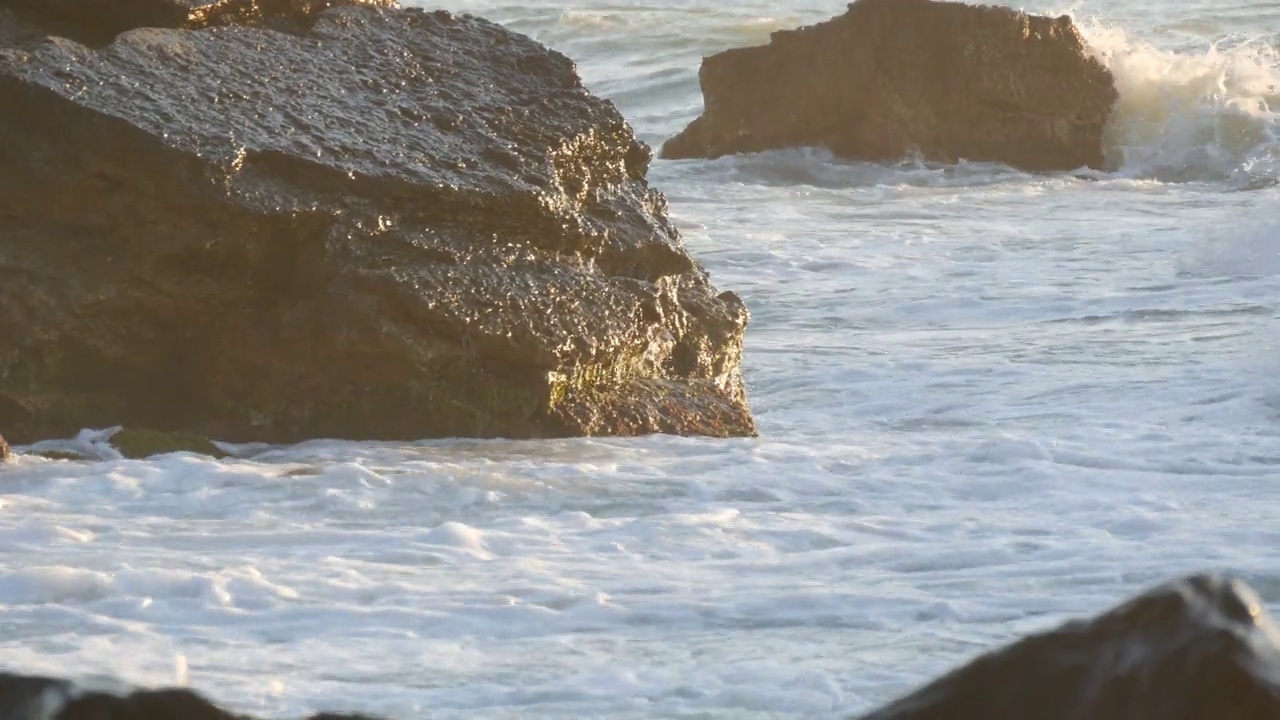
left=855, top=573, right=1280, bottom=719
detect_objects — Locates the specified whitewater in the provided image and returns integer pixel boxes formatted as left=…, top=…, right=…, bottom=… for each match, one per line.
left=3, top=0, right=1280, bottom=717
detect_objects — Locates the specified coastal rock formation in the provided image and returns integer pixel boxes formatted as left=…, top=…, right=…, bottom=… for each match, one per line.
left=663, top=0, right=1118, bottom=171
left=0, top=1, right=754, bottom=444
left=856, top=574, right=1280, bottom=720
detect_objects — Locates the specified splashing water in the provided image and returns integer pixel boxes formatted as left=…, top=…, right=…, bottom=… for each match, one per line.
left=1076, top=18, right=1280, bottom=183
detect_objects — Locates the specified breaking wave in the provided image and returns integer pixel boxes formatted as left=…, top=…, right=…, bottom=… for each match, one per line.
left=1079, top=19, right=1280, bottom=184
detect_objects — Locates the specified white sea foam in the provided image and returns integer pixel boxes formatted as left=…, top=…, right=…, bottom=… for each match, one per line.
left=1075, top=17, right=1280, bottom=182
left=3, top=1, right=1280, bottom=719
left=1178, top=197, right=1280, bottom=277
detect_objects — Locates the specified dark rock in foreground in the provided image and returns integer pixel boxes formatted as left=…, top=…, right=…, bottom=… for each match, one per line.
left=0, top=0, right=755, bottom=444
left=663, top=0, right=1118, bottom=171
left=0, top=672, right=376, bottom=720
left=855, top=573, right=1280, bottom=720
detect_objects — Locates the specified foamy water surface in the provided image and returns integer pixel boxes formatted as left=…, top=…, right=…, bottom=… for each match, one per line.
left=3, top=0, right=1280, bottom=717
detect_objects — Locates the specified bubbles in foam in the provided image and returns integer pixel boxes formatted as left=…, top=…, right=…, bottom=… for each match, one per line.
left=1073, top=17, right=1280, bottom=183
left=1178, top=198, right=1280, bottom=278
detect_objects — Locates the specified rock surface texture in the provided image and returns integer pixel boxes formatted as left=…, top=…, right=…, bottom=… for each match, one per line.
left=0, top=0, right=755, bottom=444
left=1, top=0, right=397, bottom=46
left=663, top=0, right=1118, bottom=171
left=855, top=573, right=1280, bottom=720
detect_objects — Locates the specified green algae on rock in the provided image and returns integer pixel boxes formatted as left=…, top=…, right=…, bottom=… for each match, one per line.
left=32, top=450, right=93, bottom=461
left=111, top=429, right=228, bottom=459
left=0, top=1, right=755, bottom=444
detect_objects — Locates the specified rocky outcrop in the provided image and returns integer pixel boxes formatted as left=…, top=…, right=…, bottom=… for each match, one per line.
left=663, top=0, right=1118, bottom=171
left=856, top=574, right=1280, bottom=720
left=0, top=1, right=755, bottom=444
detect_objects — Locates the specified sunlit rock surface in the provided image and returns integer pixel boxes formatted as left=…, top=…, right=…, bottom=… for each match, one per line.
left=0, top=1, right=754, bottom=444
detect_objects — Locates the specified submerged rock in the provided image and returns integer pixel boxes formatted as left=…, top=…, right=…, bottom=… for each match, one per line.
left=31, top=450, right=93, bottom=461
left=1, top=426, right=222, bottom=460
left=111, top=428, right=228, bottom=458
left=856, top=573, right=1280, bottom=720
left=0, top=1, right=754, bottom=444
left=663, top=0, right=1118, bottom=171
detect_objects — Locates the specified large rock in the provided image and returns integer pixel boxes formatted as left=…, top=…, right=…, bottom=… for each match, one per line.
left=0, top=1, right=755, bottom=444
left=856, top=574, right=1280, bottom=720
left=663, top=0, right=1118, bottom=172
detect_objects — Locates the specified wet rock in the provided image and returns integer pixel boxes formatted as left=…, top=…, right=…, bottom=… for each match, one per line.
left=112, top=428, right=228, bottom=458
left=0, top=1, right=754, bottom=444
left=31, top=450, right=94, bottom=461
left=663, top=0, right=1118, bottom=171
left=8, top=427, right=219, bottom=460
left=0, top=671, right=381, bottom=720
left=856, top=573, right=1280, bottom=720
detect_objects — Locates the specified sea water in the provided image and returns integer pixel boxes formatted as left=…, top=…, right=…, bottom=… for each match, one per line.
left=2, top=0, right=1279, bottom=717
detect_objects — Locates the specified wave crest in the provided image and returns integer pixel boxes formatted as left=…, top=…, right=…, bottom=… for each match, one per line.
left=1078, top=19, right=1280, bottom=183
